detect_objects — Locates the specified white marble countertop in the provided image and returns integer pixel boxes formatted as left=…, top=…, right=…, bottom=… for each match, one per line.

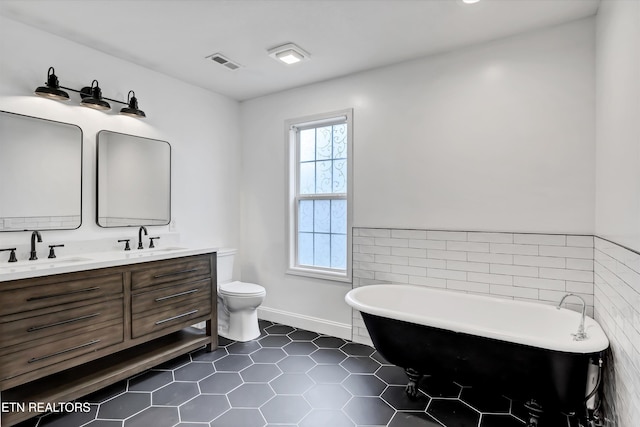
left=0, top=246, right=218, bottom=282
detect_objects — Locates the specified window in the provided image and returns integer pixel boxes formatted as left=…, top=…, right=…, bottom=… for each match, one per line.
left=286, top=110, right=353, bottom=282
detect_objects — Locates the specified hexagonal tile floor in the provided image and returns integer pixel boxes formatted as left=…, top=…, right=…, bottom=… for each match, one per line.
left=13, top=320, right=582, bottom=427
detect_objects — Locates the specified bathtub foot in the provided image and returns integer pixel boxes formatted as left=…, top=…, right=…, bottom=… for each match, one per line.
left=524, top=399, right=544, bottom=427
left=404, top=368, right=423, bottom=400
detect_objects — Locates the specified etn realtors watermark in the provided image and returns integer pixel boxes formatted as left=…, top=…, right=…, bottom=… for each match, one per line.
left=1, top=401, right=91, bottom=414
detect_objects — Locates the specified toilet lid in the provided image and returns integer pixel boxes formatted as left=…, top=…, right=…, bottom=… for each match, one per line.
left=220, top=281, right=265, bottom=297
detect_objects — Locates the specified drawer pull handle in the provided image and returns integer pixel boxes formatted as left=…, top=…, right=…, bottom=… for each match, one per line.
left=27, top=339, right=101, bottom=364
left=153, top=268, right=201, bottom=279
left=26, top=287, right=101, bottom=302
left=27, top=313, right=101, bottom=332
left=155, top=309, right=198, bottom=325
left=155, top=289, right=199, bottom=302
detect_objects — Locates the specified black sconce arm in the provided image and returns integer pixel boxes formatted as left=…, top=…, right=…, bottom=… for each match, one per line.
left=58, top=85, right=128, bottom=105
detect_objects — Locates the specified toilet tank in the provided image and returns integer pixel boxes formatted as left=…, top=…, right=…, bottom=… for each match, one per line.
left=217, top=248, right=237, bottom=284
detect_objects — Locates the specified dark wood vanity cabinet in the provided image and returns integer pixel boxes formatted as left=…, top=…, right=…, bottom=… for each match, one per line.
left=0, top=252, right=217, bottom=427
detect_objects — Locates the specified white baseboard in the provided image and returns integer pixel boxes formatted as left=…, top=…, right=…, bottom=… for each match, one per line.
left=257, top=306, right=352, bottom=340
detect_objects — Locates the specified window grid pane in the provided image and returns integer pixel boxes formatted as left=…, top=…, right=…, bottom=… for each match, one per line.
left=315, top=126, right=332, bottom=160
left=299, top=129, right=316, bottom=162
left=298, top=200, right=314, bottom=232
left=331, top=234, right=346, bottom=269
left=314, top=233, right=331, bottom=268
left=298, top=232, right=314, bottom=266
left=333, top=124, right=347, bottom=159
left=315, top=160, right=332, bottom=194
left=299, top=162, right=315, bottom=194
left=313, top=200, right=331, bottom=233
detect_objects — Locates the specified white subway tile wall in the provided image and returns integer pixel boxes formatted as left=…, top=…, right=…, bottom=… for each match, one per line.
left=593, top=238, right=640, bottom=427
left=98, top=217, right=168, bottom=227
left=351, top=228, right=594, bottom=348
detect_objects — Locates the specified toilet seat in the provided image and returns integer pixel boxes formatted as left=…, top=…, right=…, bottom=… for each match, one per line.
left=219, top=281, right=265, bottom=297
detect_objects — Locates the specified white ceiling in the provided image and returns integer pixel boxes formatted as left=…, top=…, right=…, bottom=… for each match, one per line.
left=0, top=0, right=600, bottom=101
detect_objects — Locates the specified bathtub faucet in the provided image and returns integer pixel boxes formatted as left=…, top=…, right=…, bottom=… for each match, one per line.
left=557, top=293, right=587, bottom=341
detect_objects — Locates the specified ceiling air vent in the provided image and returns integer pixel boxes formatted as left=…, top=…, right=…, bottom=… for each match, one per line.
left=206, top=53, right=242, bottom=71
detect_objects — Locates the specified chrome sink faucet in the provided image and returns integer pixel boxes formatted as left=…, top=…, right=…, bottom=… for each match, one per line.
left=557, top=293, right=587, bottom=341
left=137, top=226, right=148, bottom=250
left=29, top=230, right=42, bottom=260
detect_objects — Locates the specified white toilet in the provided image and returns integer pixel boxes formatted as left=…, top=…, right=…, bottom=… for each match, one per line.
left=217, top=248, right=266, bottom=342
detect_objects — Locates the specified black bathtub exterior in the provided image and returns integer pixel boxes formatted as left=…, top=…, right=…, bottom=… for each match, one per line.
left=361, top=312, right=602, bottom=418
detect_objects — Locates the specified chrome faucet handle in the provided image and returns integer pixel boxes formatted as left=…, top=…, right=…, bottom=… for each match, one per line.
left=0, top=248, right=17, bottom=263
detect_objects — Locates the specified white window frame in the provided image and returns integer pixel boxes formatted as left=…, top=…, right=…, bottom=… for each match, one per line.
left=285, top=109, right=353, bottom=283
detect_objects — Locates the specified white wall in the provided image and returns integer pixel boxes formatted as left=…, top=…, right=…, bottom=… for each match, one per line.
left=240, top=18, right=596, bottom=334
left=595, top=0, right=640, bottom=253
left=594, top=1, right=640, bottom=425
left=0, top=16, right=241, bottom=255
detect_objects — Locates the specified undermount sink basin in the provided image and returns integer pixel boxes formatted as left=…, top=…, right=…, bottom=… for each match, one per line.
left=147, top=247, right=187, bottom=252
left=43, top=256, right=92, bottom=264
left=124, top=247, right=188, bottom=258
left=0, top=256, right=92, bottom=270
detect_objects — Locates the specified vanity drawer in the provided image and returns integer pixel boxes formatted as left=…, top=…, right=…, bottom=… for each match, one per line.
left=0, top=273, right=123, bottom=316
left=132, top=295, right=211, bottom=338
left=0, top=320, right=123, bottom=382
left=132, top=278, right=211, bottom=315
left=131, top=255, right=211, bottom=291
left=0, top=297, right=123, bottom=348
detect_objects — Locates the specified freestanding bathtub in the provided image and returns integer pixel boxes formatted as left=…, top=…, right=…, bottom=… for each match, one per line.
left=345, top=284, right=609, bottom=425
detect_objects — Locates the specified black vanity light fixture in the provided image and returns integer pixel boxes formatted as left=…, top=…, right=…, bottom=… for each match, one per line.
left=34, top=67, right=70, bottom=101
left=34, top=67, right=146, bottom=118
left=119, top=91, right=146, bottom=118
left=80, top=80, right=111, bottom=111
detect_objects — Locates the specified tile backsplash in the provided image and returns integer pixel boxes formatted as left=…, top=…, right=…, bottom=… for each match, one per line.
left=593, top=237, right=640, bottom=427
left=97, top=217, right=168, bottom=227
left=0, top=215, right=81, bottom=231
left=351, top=228, right=594, bottom=346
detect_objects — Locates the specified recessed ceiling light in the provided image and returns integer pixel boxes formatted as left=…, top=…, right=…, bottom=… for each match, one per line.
left=462, top=0, right=481, bottom=3
left=268, top=43, right=310, bottom=65
left=276, top=50, right=303, bottom=65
